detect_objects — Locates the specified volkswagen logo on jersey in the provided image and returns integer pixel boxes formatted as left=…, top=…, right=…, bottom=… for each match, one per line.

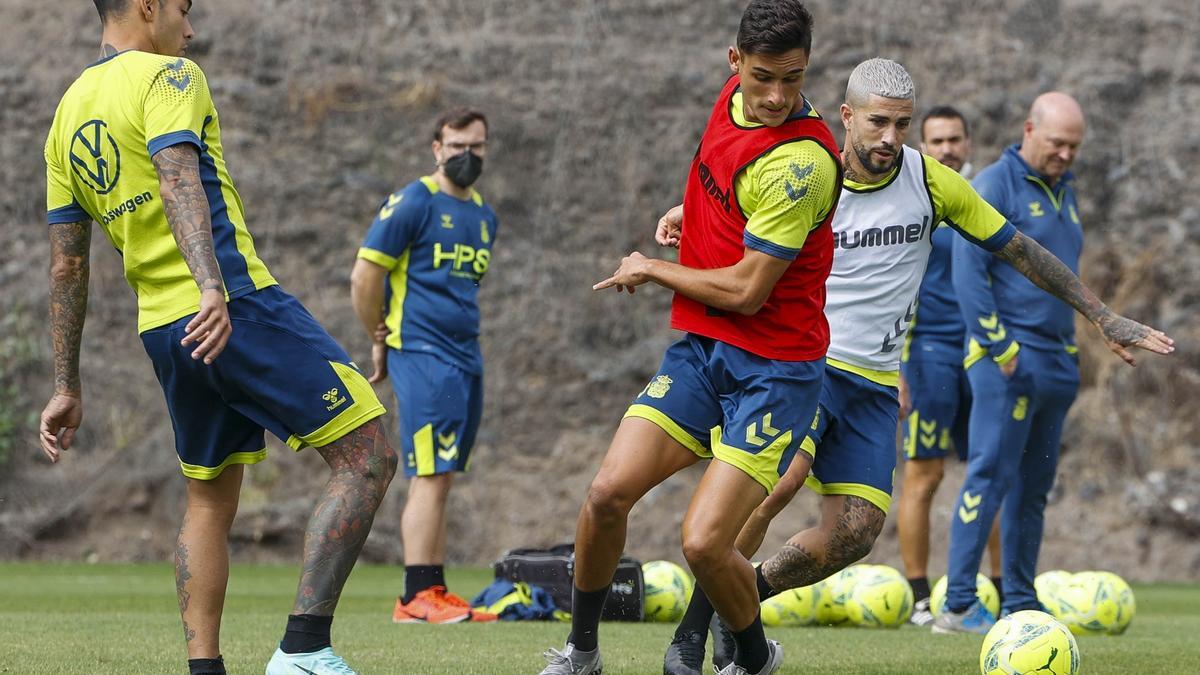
left=69, top=119, right=121, bottom=194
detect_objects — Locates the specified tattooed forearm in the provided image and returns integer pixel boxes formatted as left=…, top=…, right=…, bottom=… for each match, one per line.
left=294, top=420, right=397, bottom=615
left=48, top=219, right=92, bottom=395
left=152, top=145, right=225, bottom=294
left=995, top=231, right=1105, bottom=322
left=761, top=496, right=883, bottom=591
left=995, top=231, right=1151, bottom=346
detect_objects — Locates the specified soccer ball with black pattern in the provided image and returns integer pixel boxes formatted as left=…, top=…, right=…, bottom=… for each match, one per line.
left=980, top=610, right=1079, bottom=675
left=845, top=565, right=913, bottom=628
left=641, top=560, right=694, bottom=622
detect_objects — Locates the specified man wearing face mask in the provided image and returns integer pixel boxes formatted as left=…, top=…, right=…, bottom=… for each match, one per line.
left=351, top=108, right=499, bottom=624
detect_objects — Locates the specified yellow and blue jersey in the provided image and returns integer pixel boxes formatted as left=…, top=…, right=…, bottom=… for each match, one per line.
left=44, top=50, right=276, bottom=333
left=357, top=176, right=498, bottom=374
left=954, top=144, right=1084, bottom=365
left=729, top=91, right=840, bottom=259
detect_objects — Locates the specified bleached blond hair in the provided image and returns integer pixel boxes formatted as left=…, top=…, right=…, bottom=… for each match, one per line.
left=846, top=58, right=916, bottom=107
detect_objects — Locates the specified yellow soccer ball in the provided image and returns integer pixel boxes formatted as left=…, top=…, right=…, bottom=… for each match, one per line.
left=1053, top=571, right=1124, bottom=636
left=980, top=610, right=1080, bottom=675
left=761, top=585, right=819, bottom=627
left=813, top=564, right=870, bottom=626
left=642, top=560, right=694, bottom=622
left=931, top=573, right=1000, bottom=618
left=1035, top=570, right=1073, bottom=616
left=845, top=565, right=913, bottom=628
left=1088, top=571, right=1135, bottom=634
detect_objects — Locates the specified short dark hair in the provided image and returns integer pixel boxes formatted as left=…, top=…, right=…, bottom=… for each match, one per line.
left=92, top=0, right=163, bottom=23
left=433, top=108, right=488, bottom=142
left=737, top=0, right=814, bottom=56
left=922, top=105, right=971, bottom=139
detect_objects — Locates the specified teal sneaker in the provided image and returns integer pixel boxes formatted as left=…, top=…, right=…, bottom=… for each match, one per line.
left=931, top=599, right=997, bottom=635
left=265, top=646, right=356, bottom=674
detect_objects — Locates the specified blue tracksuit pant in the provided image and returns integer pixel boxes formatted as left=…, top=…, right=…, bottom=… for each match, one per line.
left=946, top=346, right=1078, bottom=613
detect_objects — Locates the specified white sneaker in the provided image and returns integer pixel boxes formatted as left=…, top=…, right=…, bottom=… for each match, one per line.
left=714, top=639, right=782, bottom=675
left=910, top=597, right=935, bottom=627
left=539, top=643, right=603, bottom=675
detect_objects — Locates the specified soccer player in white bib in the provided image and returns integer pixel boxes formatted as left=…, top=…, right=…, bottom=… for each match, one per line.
left=664, top=59, right=1173, bottom=673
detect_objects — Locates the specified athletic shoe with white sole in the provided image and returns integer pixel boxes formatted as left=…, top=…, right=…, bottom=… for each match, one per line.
left=539, top=643, right=603, bottom=675
left=265, top=646, right=356, bottom=675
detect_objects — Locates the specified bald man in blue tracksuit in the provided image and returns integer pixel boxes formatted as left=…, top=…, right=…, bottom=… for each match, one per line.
left=938, top=93, right=1087, bottom=632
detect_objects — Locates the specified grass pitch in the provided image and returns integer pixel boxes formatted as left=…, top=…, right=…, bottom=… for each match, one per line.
left=2, top=563, right=1198, bottom=674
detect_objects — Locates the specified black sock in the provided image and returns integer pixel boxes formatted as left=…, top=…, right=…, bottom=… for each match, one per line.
left=403, top=564, right=444, bottom=603
left=991, top=576, right=1004, bottom=601
left=567, top=584, right=609, bottom=652
left=187, top=657, right=225, bottom=675
left=755, top=565, right=778, bottom=601
left=674, top=584, right=715, bottom=639
left=731, top=613, right=769, bottom=673
left=909, top=577, right=931, bottom=602
left=279, top=614, right=333, bottom=655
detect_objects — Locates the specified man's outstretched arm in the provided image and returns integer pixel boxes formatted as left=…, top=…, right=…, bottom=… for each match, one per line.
left=152, top=143, right=231, bottom=364
left=593, top=248, right=790, bottom=316
left=994, top=230, right=1174, bottom=364
left=40, top=218, right=91, bottom=461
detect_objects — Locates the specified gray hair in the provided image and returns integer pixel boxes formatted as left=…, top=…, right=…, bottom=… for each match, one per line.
left=845, top=58, right=916, bottom=107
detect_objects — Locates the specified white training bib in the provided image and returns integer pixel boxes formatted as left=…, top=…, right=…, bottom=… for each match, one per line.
left=825, top=145, right=937, bottom=373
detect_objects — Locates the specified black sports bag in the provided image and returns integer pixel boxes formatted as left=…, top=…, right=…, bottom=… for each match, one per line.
left=492, top=543, right=644, bottom=621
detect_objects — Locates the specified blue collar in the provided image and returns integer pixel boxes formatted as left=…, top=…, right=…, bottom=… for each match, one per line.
left=1002, top=143, right=1074, bottom=187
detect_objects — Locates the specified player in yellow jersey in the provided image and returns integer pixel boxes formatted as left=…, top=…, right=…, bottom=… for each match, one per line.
left=38, top=2, right=396, bottom=674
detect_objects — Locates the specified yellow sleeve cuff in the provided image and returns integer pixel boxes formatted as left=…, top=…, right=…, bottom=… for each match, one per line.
left=357, top=247, right=397, bottom=270
left=993, top=341, right=1021, bottom=366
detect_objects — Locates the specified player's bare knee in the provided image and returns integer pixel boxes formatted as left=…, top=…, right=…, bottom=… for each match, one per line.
left=584, top=477, right=635, bottom=527
left=681, top=528, right=724, bottom=573
left=905, top=462, right=944, bottom=501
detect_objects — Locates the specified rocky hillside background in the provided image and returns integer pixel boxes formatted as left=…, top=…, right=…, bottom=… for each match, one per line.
left=1, top=0, right=1198, bottom=580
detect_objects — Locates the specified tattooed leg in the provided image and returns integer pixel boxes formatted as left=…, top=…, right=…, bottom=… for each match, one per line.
left=761, top=495, right=885, bottom=592
left=177, top=465, right=244, bottom=658
left=292, top=419, right=397, bottom=616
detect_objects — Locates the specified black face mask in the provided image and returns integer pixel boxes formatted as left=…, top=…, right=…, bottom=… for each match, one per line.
left=442, top=151, right=484, bottom=188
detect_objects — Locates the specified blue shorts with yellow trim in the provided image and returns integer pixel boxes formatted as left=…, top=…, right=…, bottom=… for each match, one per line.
left=804, top=364, right=900, bottom=513
left=900, top=356, right=971, bottom=461
left=623, top=334, right=823, bottom=494
left=388, top=350, right=482, bottom=478
left=140, top=286, right=386, bottom=480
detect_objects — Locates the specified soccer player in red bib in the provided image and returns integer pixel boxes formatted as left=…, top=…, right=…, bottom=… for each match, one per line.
left=538, top=3, right=840, bottom=674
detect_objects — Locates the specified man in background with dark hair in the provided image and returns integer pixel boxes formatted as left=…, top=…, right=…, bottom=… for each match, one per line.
left=42, top=2, right=397, bottom=674
left=351, top=108, right=499, bottom=625
left=539, top=1, right=841, bottom=673
left=895, top=105, right=1002, bottom=626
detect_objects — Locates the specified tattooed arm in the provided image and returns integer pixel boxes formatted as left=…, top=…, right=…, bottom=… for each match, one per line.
left=152, top=143, right=231, bottom=364
left=38, top=219, right=91, bottom=461
left=995, top=231, right=1174, bottom=365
